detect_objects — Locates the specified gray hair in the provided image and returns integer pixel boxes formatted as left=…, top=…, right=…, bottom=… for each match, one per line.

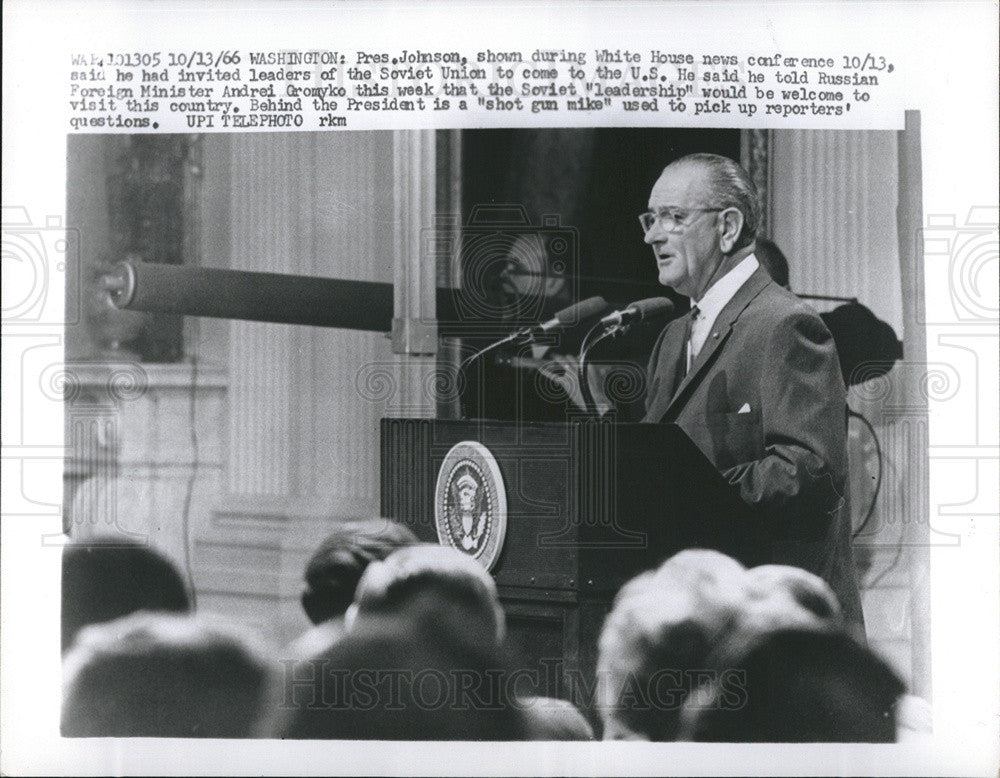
left=595, top=550, right=747, bottom=740
left=61, top=612, right=276, bottom=738
left=353, top=544, right=506, bottom=642
left=669, top=153, right=761, bottom=250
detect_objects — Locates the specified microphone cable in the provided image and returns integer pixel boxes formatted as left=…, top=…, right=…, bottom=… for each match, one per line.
left=849, top=406, right=884, bottom=541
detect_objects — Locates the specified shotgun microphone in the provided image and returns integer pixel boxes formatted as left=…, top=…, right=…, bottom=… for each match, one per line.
left=597, top=297, right=674, bottom=328
left=514, top=296, right=610, bottom=341
left=459, top=296, right=608, bottom=374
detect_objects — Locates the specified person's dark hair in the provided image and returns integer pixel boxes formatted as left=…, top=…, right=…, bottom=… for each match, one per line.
left=819, top=301, right=903, bottom=386
left=679, top=627, right=905, bottom=742
left=62, top=537, right=190, bottom=652
left=670, top=153, right=761, bottom=251
left=300, top=519, right=418, bottom=625
left=61, top=613, right=275, bottom=738
left=754, top=237, right=790, bottom=289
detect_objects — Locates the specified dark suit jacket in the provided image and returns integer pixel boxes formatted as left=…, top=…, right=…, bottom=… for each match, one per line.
left=643, top=266, right=863, bottom=629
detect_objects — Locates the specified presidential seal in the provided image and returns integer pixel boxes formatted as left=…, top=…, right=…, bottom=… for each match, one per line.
left=434, top=441, right=507, bottom=572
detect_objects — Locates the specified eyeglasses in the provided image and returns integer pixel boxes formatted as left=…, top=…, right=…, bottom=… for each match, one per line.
left=638, top=207, right=723, bottom=234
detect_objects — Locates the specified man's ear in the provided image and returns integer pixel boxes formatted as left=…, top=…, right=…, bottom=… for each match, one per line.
left=718, top=207, right=745, bottom=254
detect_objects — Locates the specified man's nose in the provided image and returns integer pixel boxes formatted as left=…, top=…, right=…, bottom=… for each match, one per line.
left=644, top=221, right=667, bottom=245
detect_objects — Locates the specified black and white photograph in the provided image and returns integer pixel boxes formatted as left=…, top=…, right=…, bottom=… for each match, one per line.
left=57, top=125, right=927, bottom=737
left=2, top=2, right=997, bottom=776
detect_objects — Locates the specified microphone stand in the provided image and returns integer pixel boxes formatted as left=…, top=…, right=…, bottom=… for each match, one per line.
left=458, top=296, right=609, bottom=420
left=457, top=329, right=536, bottom=420
left=458, top=330, right=530, bottom=377
left=576, top=319, right=631, bottom=417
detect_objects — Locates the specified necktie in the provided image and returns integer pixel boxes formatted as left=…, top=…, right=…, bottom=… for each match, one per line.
left=685, top=305, right=700, bottom=374
left=670, top=305, right=698, bottom=397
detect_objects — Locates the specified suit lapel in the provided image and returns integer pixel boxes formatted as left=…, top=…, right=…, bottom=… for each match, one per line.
left=645, top=311, right=691, bottom=423
left=662, top=311, right=693, bottom=395
left=662, top=267, right=773, bottom=421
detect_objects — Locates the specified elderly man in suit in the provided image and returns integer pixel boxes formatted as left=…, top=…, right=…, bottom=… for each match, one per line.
left=640, top=153, right=862, bottom=630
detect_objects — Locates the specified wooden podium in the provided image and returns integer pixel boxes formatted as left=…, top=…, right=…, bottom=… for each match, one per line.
left=380, top=417, right=753, bottom=708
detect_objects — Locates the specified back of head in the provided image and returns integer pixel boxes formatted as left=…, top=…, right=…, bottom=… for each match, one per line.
left=520, top=697, right=595, bottom=741
left=62, top=537, right=190, bottom=652
left=62, top=612, right=275, bottom=738
left=668, top=153, right=761, bottom=251
left=301, top=519, right=418, bottom=625
left=679, top=626, right=905, bottom=742
left=279, top=608, right=527, bottom=741
left=654, top=548, right=747, bottom=592
left=738, top=564, right=843, bottom=636
left=596, top=550, right=747, bottom=741
left=819, top=301, right=903, bottom=386
left=352, top=543, right=505, bottom=645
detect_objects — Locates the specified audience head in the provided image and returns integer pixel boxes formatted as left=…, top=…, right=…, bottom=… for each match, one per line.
left=62, top=536, right=190, bottom=653
left=677, top=626, right=905, bottom=742
left=279, top=605, right=527, bottom=740
left=655, top=548, right=747, bottom=591
left=596, top=549, right=747, bottom=741
left=754, top=237, right=790, bottom=289
left=742, top=564, right=842, bottom=626
left=300, top=519, right=417, bottom=626
left=61, top=525, right=897, bottom=744
left=350, top=544, right=506, bottom=645
left=520, top=696, right=596, bottom=741
left=62, top=612, right=276, bottom=738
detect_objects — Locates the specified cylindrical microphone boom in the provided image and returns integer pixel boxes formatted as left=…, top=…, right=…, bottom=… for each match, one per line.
left=104, top=261, right=394, bottom=332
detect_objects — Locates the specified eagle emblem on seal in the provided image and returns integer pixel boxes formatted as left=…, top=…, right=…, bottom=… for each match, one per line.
left=448, top=468, right=489, bottom=552
left=434, top=441, right=507, bottom=571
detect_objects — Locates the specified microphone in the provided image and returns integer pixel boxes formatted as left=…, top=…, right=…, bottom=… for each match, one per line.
left=576, top=297, right=672, bottom=416
left=459, top=296, right=608, bottom=379
left=598, top=297, right=674, bottom=328
left=512, top=296, right=609, bottom=341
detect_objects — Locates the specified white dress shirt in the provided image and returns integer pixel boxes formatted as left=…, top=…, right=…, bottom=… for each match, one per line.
left=688, top=255, right=760, bottom=370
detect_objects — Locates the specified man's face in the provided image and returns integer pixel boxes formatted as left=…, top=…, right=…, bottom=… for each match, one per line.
left=644, top=163, right=725, bottom=300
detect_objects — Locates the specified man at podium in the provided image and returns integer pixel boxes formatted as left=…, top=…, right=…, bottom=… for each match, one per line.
left=638, top=153, right=863, bottom=631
